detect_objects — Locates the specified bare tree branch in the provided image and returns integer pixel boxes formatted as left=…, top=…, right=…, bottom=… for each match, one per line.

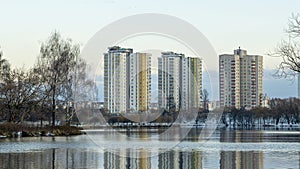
left=270, top=23, right=300, bottom=79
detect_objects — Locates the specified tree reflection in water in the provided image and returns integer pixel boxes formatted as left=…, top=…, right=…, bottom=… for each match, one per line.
left=0, top=129, right=300, bottom=168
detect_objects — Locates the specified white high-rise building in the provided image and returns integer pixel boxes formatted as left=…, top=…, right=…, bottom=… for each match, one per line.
left=158, top=52, right=202, bottom=111
left=158, top=52, right=183, bottom=111
left=219, top=48, right=263, bottom=109
left=104, top=46, right=151, bottom=113
left=104, top=46, right=132, bottom=113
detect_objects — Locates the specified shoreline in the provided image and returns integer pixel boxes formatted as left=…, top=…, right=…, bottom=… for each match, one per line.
left=0, top=123, right=84, bottom=138
left=1, top=122, right=300, bottom=139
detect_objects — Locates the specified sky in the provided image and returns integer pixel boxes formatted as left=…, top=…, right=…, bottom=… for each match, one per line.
left=0, top=0, right=300, bottom=99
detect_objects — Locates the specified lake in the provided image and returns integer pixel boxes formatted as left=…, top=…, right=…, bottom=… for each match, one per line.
left=0, top=127, right=300, bottom=169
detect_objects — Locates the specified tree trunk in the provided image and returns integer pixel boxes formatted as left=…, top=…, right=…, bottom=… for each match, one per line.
left=8, top=105, right=13, bottom=123
left=52, top=88, right=56, bottom=127
left=40, top=118, right=43, bottom=127
left=276, top=117, right=280, bottom=125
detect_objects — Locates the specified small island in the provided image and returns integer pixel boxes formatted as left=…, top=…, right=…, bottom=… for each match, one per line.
left=0, top=123, right=83, bottom=138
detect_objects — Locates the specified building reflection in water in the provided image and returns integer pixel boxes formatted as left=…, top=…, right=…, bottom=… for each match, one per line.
left=219, top=130, right=264, bottom=169
left=220, top=151, right=263, bottom=169
left=104, top=148, right=204, bottom=169
left=0, top=148, right=102, bottom=169
left=104, top=129, right=152, bottom=169
left=104, top=149, right=152, bottom=169
left=220, top=129, right=263, bottom=143
left=3, top=129, right=300, bottom=168
left=2, top=145, right=300, bottom=169
left=159, top=150, right=202, bottom=169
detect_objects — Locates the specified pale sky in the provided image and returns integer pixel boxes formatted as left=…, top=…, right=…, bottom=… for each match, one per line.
left=0, top=0, right=300, bottom=99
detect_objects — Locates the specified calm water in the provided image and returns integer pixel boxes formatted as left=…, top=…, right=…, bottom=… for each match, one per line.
left=0, top=128, right=300, bottom=169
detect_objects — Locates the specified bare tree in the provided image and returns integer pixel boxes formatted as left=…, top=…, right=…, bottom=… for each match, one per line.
left=0, top=68, right=42, bottom=123
left=271, top=13, right=300, bottom=78
left=202, top=89, right=209, bottom=112
left=63, top=57, right=97, bottom=125
left=0, top=48, right=11, bottom=121
left=35, top=31, right=79, bottom=127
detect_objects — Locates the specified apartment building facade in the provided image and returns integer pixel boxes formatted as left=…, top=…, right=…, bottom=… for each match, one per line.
left=158, top=52, right=202, bottom=111
left=104, top=46, right=151, bottom=113
left=219, top=48, right=263, bottom=109
left=129, top=52, right=151, bottom=112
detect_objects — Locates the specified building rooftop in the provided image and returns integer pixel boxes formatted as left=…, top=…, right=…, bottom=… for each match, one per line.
left=108, top=46, right=133, bottom=53
left=161, top=51, right=185, bottom=57
left=234, top=47, right=247, bottom=55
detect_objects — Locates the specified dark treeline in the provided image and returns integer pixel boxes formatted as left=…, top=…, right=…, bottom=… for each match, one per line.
left=0, top=32, right=95, bottom=127
left=211, top=98, right=300, bottom=127
left=101, top=109, right=178, bottom=125
left=99, top=97, right=300, bottom=128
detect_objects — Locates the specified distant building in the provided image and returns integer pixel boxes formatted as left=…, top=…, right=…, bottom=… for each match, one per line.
left=158, top=52, right=202, bottom=111
left=150, top=103, right=158, bottom=110
left=208, top=101, right=220, bottom=111
left=261, top=94, right=270, bottom=108
left=219, top=48, right=263, bottom=109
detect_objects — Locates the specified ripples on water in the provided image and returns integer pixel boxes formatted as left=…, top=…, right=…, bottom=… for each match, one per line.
left=0, top=128, right=300, bottom=169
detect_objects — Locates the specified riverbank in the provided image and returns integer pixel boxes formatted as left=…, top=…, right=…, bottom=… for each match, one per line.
left=0, top=123, right=83, bottom=138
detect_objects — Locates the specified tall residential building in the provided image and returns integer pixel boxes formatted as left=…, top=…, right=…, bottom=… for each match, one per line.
left=104, top=46, right=151, bottom=113
left=158, top=52, right=202, bottom=111
left=129, top=52, right=151, bottom=112
left=158, top=52, right=183, bottom=111
left=181, top=57, right=202, bottom=110
left=104, top=46, right=133, bottom=113
left=219, top=48, right=263, bottom=109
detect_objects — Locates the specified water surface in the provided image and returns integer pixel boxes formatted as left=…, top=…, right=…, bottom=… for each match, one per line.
left=0, top=128, right=299, bottom=169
